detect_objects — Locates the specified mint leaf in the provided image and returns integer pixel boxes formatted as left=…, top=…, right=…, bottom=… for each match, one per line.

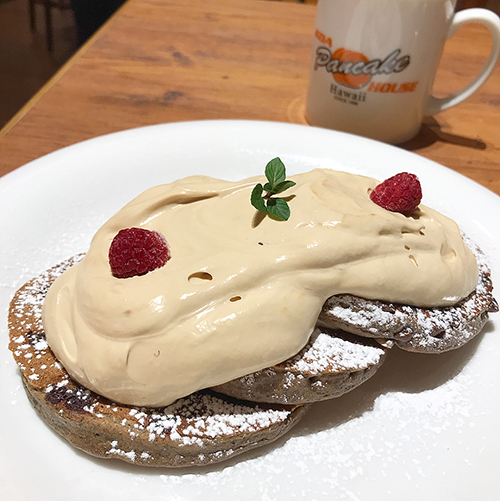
left=265, top=157, right=286, bottom=188
left=266, top=197, right=291, bottom=221
left=251, top=158, right=294, bottom=221
left=251, top=183, right=266, bottom=212
left=273, top=180, right=296, bottom=194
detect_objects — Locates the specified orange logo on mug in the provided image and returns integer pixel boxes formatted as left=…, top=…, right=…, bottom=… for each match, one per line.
left=330, top=48, right=371, bottom=89
left=313, top=30, right=412, bottom=90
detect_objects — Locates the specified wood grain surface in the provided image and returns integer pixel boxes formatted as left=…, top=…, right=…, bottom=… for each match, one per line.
left=0, top=0, right=499, bottom=194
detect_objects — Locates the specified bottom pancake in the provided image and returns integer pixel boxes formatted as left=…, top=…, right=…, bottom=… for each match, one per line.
left=8, top=257, right=308, bottom=467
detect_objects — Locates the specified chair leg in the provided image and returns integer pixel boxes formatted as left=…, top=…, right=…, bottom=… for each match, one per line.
left=44, top=1, right=54, bottom=52
left=29, top=0, right=36, bottom=32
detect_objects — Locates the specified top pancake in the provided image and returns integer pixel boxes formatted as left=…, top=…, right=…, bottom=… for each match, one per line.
left=319, top=238, right=497, bottom=353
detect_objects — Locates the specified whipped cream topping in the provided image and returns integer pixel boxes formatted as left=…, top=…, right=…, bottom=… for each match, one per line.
left=42, top=169, right=478, bottom=406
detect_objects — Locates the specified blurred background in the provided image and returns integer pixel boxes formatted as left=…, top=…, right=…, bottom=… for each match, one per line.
left=1, top=0, right=499, bottom=130
left=0, top=0, right=125, bottom=128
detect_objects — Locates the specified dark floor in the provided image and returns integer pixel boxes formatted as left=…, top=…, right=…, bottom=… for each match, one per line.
left=0, top=0, right=78, bottom=128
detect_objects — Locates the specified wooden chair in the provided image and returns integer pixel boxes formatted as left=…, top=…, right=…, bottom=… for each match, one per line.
left=28, top=0, right=72, bottom=52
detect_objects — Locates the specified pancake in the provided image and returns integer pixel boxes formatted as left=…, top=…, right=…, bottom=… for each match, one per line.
left=8, top=257, right=308, bottom=467
left=319, top=239, right=498, bottom=353
left=212, top=327, right=388, bottom=404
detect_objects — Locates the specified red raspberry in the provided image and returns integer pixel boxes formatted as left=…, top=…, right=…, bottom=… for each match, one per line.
left=369, top=172, right=422, bottom=217
left=109, top=227, right=170, bottom=278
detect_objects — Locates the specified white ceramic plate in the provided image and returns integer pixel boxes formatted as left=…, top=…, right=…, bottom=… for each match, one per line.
left=1, top=120, right=499, bottom=501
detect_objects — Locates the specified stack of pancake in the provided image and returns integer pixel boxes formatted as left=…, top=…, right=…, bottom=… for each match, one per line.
left=8, top=239, right=497, bottom=467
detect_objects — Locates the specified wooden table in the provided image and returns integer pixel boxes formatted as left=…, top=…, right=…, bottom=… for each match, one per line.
left=1, top=0, right=499, bottom=194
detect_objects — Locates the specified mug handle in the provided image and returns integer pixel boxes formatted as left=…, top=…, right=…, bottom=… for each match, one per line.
left=425, top=8, right=500, bottom=116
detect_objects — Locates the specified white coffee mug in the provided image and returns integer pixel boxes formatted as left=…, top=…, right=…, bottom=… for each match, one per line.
left=304, top=0, right=500, bottom=144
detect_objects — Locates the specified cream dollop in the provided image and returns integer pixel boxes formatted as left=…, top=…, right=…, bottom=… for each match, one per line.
left=42, top=169, right=478, bottom=406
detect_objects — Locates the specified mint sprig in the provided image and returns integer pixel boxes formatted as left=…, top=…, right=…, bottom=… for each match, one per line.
left=251, top=158, right=296, bottom=221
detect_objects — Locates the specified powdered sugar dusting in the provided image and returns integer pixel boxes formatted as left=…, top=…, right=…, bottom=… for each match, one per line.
left=284, top=328, right=385, bottom=374
left=158, top=362, right=479, bottom=500
left=155, top=394, right=290, bottom=446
